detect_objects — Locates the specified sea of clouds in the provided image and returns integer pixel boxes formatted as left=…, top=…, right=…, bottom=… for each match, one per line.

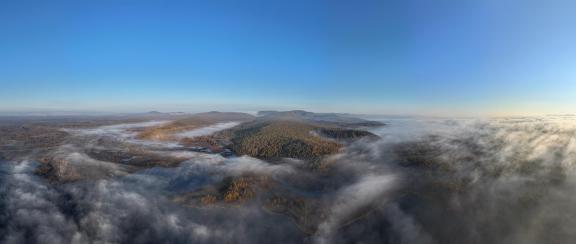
left=2, top=115, right=576, bottom=243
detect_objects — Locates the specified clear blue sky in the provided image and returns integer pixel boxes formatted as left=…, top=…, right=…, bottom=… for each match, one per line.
left=1, top=0, right=575, bottom=116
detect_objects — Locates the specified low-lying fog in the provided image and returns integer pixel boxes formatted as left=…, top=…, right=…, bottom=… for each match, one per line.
left=176, top=122, right=241, bottom=138
left=2, top=115, right=576, bottom=244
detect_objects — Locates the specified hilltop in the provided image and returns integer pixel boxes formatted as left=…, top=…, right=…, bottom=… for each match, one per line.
left=184, top=110, right=384, bottom=161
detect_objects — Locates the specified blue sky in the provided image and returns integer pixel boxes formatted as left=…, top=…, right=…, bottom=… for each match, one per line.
left=1, top=0, right=575, bottom=116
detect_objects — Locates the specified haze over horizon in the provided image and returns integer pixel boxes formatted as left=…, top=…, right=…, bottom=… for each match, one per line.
left=2, top=0, right=576, bottom=116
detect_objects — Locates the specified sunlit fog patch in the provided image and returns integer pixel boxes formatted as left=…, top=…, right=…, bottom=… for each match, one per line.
left=64, top=121, right=170, bottom=137
left=141, top=152, right=294, bottom=177
left=176, top=121, right=241, bottom=138
left=63, top=120, right=182, bottom=149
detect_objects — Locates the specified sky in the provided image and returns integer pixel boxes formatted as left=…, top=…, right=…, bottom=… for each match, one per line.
left=1, top=0, right=576, bottom=116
